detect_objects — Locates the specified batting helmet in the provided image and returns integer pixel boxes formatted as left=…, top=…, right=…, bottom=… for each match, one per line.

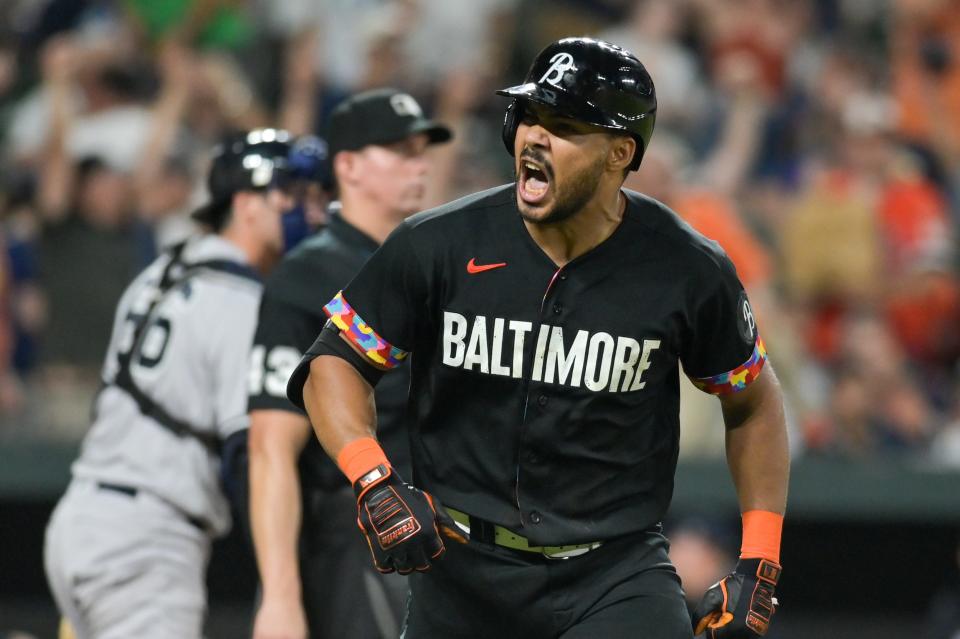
left=497, top=37, right=657, bottom=171
left=192, top=128, right=297, bottom=230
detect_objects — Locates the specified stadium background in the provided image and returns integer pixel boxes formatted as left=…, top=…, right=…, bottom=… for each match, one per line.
left=0, top=0, right=957, bottom=637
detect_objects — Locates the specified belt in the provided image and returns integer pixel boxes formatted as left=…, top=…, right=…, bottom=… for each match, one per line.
left=445, top=507, right=603, bottom=560
left=97, top=482, right=207, bottom=533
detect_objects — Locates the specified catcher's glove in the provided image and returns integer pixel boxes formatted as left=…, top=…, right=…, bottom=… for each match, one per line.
left=692, top=558, right=781, bottom=638
left=353, top=464, right=466, bottom=574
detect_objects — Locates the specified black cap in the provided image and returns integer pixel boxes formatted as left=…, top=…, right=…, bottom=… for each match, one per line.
left=327, top=88, right=452, bottom=156
left=192, top=128, right=295, bottom=229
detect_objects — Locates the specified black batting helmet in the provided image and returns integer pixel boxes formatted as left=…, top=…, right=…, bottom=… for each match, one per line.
left=497, top=37, right=657, bottom=171
left=192, top=128, right=297, bottom=230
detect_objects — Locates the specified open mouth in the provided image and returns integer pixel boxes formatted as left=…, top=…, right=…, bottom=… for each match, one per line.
left=518, top=157, right=551, bottom=205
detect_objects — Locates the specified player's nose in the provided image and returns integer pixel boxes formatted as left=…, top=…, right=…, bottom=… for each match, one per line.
left=410, top=153, right=429, bottom=176
left=521, top=122, right=550, bottom=149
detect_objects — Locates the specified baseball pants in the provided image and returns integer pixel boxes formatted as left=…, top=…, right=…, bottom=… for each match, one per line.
left=44, top=478, right=210, bottom=639
left=296, top=484, right=408, bottom=638
left=401, top=525, right=693, bottom=639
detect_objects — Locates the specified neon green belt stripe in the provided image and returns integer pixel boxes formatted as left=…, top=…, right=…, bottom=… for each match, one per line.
left=446, top=507, right=601, bottom=556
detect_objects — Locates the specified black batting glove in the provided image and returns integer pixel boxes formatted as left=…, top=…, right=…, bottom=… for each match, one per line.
left=353, top=464, right=467, bottom=574
left=692, top=558, right=781, bottom=638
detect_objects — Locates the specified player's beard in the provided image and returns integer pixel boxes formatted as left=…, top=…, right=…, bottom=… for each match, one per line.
left=518, top=153, right=606, bottom=225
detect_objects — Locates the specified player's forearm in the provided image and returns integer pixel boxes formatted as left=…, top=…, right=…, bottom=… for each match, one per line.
left=721, top=365, right=790, bottom=514
left=249, top=437, right=304, bottom=601
left=304, top=355, right=379, bottom=460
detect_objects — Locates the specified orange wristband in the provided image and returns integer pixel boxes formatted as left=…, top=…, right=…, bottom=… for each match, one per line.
left=740, top=510, right=783, bottom=563
left=336, top=437, right=390, bottom=485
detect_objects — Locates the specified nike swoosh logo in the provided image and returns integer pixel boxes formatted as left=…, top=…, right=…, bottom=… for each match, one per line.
left=467, top=258, right=507, bottom=274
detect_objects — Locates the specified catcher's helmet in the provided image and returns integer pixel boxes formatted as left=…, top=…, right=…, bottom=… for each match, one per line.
left=192, top=128, right=298, bottom=230
left=497, top=37, right=657, bottom=171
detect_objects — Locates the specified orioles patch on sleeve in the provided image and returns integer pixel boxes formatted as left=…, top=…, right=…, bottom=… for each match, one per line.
left=323, top=291, right=409, bottom=369
left=689, top=337, right=767, bottom=395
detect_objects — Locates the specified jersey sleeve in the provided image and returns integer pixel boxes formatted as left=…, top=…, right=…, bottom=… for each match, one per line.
left=324, top=220, right=428, bottom=368
left=247, top=287, right=321, bottom=414
left=209, top=290, right=261, bottom=438
left=680, top=251, right=767, bottom=395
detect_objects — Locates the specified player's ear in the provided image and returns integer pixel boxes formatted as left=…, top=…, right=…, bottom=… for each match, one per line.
left=233, top=191, right=263, bottom=220
left=333, top=151, right=358, bottom=187
left=607, top=135, right=636, bottom=173
left=224, top=191, right=252, bottom=228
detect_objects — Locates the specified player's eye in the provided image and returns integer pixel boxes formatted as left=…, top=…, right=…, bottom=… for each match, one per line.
left=386, top=139, right=426, bottom=158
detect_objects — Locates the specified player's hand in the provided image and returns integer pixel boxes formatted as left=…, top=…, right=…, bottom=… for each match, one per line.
left=691, top=558, right=781, bottom=638
left=252, top=596, right=308, bottom=639
left=353, top=464, right=468, bottom=574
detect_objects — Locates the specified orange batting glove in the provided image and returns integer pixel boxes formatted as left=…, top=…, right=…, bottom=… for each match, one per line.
left=692, top=511, right=783, bottom=637
left=339, top=438, right=467, bottom=574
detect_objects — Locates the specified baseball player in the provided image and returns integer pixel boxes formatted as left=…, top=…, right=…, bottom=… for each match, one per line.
left=247, top=89, right=451, bottom=639
left=43, top=129, right=305, bottom=639
left=289, top=38, right=789, bottom=639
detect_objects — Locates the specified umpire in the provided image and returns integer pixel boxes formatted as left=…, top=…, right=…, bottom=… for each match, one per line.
left=290, top=38, right=788, bottom=639
left=246, top=89, right=451, bottom=639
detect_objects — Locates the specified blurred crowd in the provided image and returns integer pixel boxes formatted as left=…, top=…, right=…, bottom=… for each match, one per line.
left=0, top=0, right=958, bottom=465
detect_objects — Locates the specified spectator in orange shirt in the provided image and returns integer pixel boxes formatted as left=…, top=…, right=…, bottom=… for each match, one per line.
left=891, top=0, right=960, bottom=167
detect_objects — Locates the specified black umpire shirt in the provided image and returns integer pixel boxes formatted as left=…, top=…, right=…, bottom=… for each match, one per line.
left=249, top=212, right=411, bottom=487
left=290, top=185, right=766, bottom=545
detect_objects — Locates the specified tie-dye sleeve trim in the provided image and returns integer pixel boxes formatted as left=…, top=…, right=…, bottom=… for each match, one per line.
left=689, top=337, right=767, bottom=395
left=323, top=291, right=409, bottom=369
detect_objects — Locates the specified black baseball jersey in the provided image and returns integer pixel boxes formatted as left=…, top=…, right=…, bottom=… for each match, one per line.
left=293, top=184, right=766, bottom=545
left=249, top=212, right=411, bottom=485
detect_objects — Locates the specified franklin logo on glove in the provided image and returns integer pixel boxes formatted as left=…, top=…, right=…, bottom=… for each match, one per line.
left=342, top=444, right=467, bottom=575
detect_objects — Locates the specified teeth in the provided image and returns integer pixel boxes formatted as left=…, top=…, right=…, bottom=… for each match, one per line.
left=524, top=162, right=539, bottom=171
